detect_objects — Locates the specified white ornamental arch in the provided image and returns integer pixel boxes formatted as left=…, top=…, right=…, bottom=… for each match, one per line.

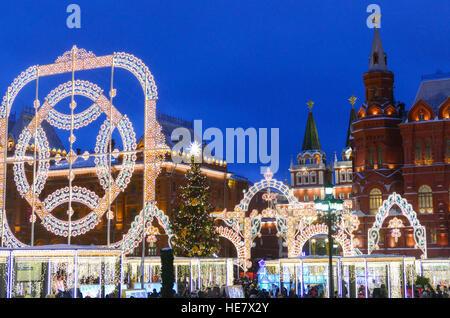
left=235, top=169, right=299, bottom=212
left=368, top=192, right=427, bottom=258
left=292, top=223, right=355, bottom=256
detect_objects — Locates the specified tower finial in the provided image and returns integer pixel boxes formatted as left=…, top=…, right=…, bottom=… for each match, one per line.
left=306, top=99, right=314, bottom=111
left=372, top=13, right=381, bottom=29
left=348, top=95, right=357, bottom=108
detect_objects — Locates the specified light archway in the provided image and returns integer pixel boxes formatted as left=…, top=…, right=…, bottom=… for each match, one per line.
left=292, top=223, right=355, bottom=257
left=368, top=192, right=427, bottom=258
left=234, top=169, right=299, bottom=212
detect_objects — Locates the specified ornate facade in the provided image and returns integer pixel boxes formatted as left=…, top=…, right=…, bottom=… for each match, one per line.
left=350, top=28, right=449, bottom=257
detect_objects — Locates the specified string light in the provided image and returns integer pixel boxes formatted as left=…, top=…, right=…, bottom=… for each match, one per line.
left=213, top=171, right=361, bottom=270
left=0, top=47, right=171, bottom=254
left=368, top=192, right=427, bottom=258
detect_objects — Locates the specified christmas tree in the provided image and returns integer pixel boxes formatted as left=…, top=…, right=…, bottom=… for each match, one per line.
left=172, top=150, right=220, bottom=257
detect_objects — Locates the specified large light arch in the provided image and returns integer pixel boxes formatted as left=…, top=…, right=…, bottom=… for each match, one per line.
left=0, top=47, right=172, bottom=254
left=213, top=169, right=360, bottom=269
left=368, top=192, right=427, bottom=258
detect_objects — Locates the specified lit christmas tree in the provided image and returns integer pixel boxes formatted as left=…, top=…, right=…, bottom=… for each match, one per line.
left=172, top=143, right=220, bottom=257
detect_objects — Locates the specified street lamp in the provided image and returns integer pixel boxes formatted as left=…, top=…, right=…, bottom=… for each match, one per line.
left=314, top=183, right=343, bottom=298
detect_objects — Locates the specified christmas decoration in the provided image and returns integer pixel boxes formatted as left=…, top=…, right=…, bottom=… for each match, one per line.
left=171, top=155, right=220, bottom=257
left=0, top=46, right=171, bottom=254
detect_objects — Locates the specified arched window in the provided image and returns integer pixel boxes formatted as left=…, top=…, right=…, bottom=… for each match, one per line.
left=369, top=188, right=382, bottom=214
left=340, top=170, right=346, bottom=183
left=304, top=155, right=311, bottom=164
left=418, top=109, right=425, bottom=121
left=310, top=172, right=316, bottom=184
left=314, top=154, right=321, bottom=164
left=418, top=185, right=433, bottom=213
left=347, top=170, right=353, bottom=181
left=296, top=173, right=302, bottom=185
left=303, top=173, right=309, bottom=185
left=304, top=194, right=309, bottom=202
left=373, top=52, right=379, bottom=65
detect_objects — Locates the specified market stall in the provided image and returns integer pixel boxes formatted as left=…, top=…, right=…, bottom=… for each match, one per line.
left=2, top=245, right=122, bottom=298
left=124, top=257, right=234, bottom=294
left=260, top=255, right=418, bottom=298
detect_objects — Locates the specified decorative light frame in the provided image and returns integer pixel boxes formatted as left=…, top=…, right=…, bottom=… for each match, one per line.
left=368, top=192, right=427, bottom=258
left=212, top=169, right=360, bottom=270
left=0, top=47, right=172, bottom=254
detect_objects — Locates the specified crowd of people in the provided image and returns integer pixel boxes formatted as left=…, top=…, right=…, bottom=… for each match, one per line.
left=413, top=284, right=449, bottom=298
left=13, top=274, right=449, bottom=298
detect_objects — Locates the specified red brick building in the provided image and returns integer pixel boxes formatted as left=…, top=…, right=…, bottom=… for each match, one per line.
left=351, top=27, right=450, bottom=257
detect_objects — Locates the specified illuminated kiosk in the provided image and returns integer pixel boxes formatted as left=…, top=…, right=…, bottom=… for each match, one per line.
left=124, top=257, right=234, bottom=293
left=2, top=245, right=121, bottom=298
left=260, top=256, right=450, bottom=298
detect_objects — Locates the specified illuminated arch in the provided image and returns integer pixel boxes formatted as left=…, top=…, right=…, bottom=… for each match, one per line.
left=357, top=107, right=366, bottom=119
left=235, top=169, right=299, bottom=212
left=407, top=100, right=435, bottom=122
left=291, top=223, right=355, bottom=256
left=437, top=97, right=450, bottom=119
left=216, top=226, right=248, bottom=269
left=384, top=105, right=397, bottom=116
left=367, top=104, right=383, bottom=116
left=368, top=192, right=427, bottom=258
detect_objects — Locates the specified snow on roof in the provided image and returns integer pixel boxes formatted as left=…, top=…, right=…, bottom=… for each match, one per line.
left=414, top=74, right=450, bottom=112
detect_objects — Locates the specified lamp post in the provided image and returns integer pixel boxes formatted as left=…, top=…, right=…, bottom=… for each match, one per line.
left=314, top=183, right=343, bottom=298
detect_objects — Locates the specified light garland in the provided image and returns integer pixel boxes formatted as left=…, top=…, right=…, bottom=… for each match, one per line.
left=0, top=47, right=171, bottom=254
left=213, top=169, right=360, bottom=269
left=388, top=217, right=404, bottom=242
left=368, top=192, right=427, bottom=258
left=11, top=79, right=137, bottom=237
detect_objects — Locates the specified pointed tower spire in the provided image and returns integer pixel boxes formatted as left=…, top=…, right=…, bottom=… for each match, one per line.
left=369, top=24, right=388, bottom=72
left=302, top=100, right=321, bottom=151
left=345, top=95, right=358, bottom=148
left=290, top=156, right=294, bottom=169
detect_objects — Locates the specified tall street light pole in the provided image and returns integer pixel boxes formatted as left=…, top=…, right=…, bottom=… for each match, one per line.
left=314, top=183, right=343, bottom=298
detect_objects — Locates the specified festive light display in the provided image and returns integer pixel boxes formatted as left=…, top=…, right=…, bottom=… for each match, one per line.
left=368, top=192, right=427, bottom=258
left=212, top=169, right=361, bottom=270
left=0, top=46, right=171, bottom=254
left=388, top=217, right=404, bottom=242
left=292, top=223, right=355, bottom=256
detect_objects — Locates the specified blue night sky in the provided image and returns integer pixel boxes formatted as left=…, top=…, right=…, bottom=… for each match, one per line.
left=0, top=0, right=448, bottom=183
